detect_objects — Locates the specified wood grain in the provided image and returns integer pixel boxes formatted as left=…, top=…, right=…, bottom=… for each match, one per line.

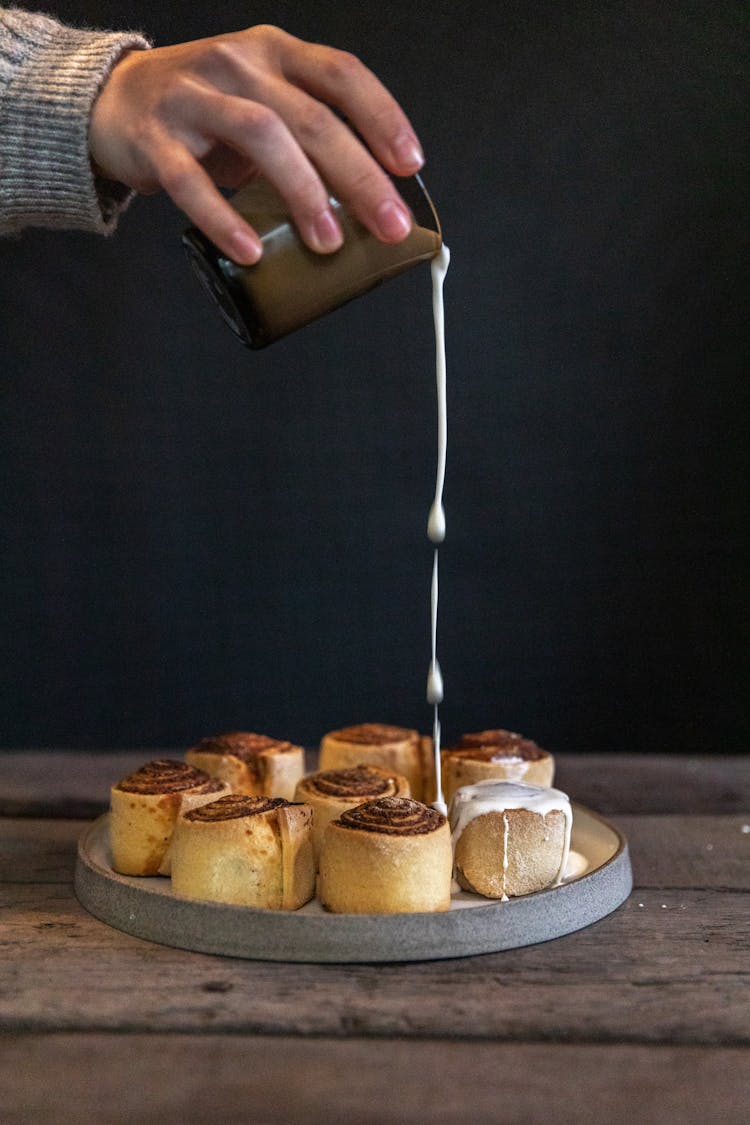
left=1, top=751, right=748, bottom=816
left=1, top=882, right=747, bottom=1044
left=1, top=753, right=747, bottom=1123
left=1, top=1034, right=748, bottom=1125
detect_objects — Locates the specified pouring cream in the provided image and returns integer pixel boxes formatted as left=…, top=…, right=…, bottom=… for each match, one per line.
left=427, top=244, right=450, bottom=814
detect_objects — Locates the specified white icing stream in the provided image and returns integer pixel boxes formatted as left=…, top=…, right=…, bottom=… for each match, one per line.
left=426, top=245, right=450, bottom=815
left=449, top=780, right=573, bottom=894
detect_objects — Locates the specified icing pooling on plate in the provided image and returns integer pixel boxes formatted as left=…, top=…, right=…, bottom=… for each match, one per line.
left=427, top=245, right=450, bottom=815
left=449, top=780, right=573, bottom=899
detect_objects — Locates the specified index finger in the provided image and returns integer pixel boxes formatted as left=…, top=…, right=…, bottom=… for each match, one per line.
left=155, top=140, right=264, bottom=263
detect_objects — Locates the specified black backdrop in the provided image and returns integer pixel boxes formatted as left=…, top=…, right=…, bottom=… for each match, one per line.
left=1, top=1, right=747, bottom=755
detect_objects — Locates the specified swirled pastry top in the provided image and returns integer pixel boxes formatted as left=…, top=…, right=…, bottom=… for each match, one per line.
left=336, top=796, right=446, bottom=836
left=114, top=759, right=224, bottom=796
left=325, top=723, right=418, bottom=745
left=446, top=729, right=546, bottom=762
left=189, top=732, right=302, bottom=760
left=300, top=765, right=401, bottom=799
left=182, top=794, right=289, bottom=822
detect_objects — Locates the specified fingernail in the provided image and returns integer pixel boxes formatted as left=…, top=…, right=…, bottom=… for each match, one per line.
left=311, top=208, right=343, bottom=253
left=392, top=132, right=424, bottom=171
left=376, top=198, right=413, bottom=242
left=230, top=228, right=262, bottom=264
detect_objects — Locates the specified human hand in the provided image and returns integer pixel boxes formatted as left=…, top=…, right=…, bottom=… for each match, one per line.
left=89, top=24, right=424, bottom=264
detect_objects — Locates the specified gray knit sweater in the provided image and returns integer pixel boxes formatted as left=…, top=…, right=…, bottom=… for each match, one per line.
left=0, top=7, right=150, bottom=235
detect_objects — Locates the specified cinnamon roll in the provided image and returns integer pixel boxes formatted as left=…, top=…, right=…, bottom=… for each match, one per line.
left=170, top=794, right=315, bottom=910
left=450, top=780, right=572, bottom=899
left=441, top=729, right=554, bottom=804
left=109, top=759, right=230, bottom=876
left=318, top=796, right=452, bottom=914
left=185, top=731, right=305, bottom=801
left=319, top=723, right=434, bottom=802
left=294, top=765, right=410, bottom=863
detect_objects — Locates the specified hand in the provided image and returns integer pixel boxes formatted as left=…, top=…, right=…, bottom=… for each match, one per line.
left=89, top=24, right=425, bottom=264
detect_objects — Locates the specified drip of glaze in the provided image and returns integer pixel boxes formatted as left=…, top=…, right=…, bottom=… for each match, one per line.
left=427, top=245, right=450, bottom=546
left=501, top=813, right=510, bottom=902
left=427, top=549, right=443, bottom=705
left=427, top=245, right=450, bottom=816
left=449, top=780, right=574, bottom=889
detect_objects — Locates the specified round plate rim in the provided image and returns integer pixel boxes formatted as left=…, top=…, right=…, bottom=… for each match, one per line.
left=74, top=803, right=632, bottom=962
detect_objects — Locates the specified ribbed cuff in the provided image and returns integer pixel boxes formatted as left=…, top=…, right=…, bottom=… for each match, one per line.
left=0, top=10, right=150, bottom=235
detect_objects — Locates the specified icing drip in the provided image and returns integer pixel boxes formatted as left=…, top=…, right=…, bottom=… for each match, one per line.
left=501, top=812, right=510, bottom=902
left=427, top=245, right=450, bottom=816
left=449, top=780, right=573, bottom=888
left=426, top=247, right=449, bottom=546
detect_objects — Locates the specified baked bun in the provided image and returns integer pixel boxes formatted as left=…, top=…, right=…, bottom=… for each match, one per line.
left=450, top=780, right=572, bottom=899
left=319, top=723, right=434, bottom=802
left=170, top=794, right=315, bottom=910
left=318, top=796, right=452, bottom=914
left=441, top=729, right=554, bottom=804
left=294, top=765, right=410, bottom=863
left=185, top=731, right=304, bottom=800
left=110, top=759, right=230, bottom=876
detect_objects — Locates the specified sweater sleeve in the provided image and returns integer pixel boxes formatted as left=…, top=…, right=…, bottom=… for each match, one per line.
left=0, top=7, right=151, bottom=235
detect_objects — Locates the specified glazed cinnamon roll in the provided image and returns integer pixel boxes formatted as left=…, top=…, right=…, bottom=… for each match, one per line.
left=441, top=729, right=554, bottom=804
left=319, top=723, right=434, bottom=802
left=170, top=794, right=315, bottom=910
left=450, top=780, right=572, bottom=899
left=185, top=731, right=305, bottom=800
left=109, top=759, right=230, bottom=876
left=318, top=796, right=452, bottom=914
left=294, top=765, right=410, bottom=863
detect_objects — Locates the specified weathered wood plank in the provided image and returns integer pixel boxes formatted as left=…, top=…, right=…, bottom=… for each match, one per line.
left=0, top=884, right=747, bottom=1044
left=1, top=1034, right=748, bottom=1125
left=0, top=749, right=317, bottom=817
left=2, top=814, right=748, bottom=890
left=554, top=754, right=750, bottom=815
left=1, top=751, right=748, bottom=816
left=0, top=750, right=147, bottom=818
left=616, top=814, right=750, bottom=890
left=0, top=819, right=80, bottom=883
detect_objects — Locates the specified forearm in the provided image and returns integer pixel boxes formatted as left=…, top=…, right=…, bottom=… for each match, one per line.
left=0, top=7, right=149, bottom=235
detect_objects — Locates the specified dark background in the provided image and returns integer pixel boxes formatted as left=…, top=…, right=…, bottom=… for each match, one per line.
left=1, top=1, right=747, bottom=755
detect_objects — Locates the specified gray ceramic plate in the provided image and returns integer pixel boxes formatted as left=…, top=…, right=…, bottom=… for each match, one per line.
left=74, top=805, right=631, bottom=962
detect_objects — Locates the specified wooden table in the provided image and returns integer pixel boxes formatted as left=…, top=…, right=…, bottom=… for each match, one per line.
left=1, top=751, right=748, bottom=1124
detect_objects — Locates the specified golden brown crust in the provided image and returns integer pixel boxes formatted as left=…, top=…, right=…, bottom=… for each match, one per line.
left=336, top=796, right=445, bottom=836
left=300, top=765, right=398, bottom=800
left=170, top=794, right=315, bottom=909
left=441, top=730, right=554, bottom=802
left=109, top=760, right=231, bottom=877
left=456, top=728, right=523, bottom=747
left=318, top=797, right=452, bottom=914
left=185, top=731, right=305, bottom=800
left=190, top=731, right=300, bottom=760
left=453, top=729, right=546, bottom=760
left=182, top=794, right=287, bottom=822
left=114, top=759, right=219, bottom=795
left=294, top=766, right=411, bottom=865
left=327, top=723, right=416, bottom=745
left=319, top=724, right=433, bottom=802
